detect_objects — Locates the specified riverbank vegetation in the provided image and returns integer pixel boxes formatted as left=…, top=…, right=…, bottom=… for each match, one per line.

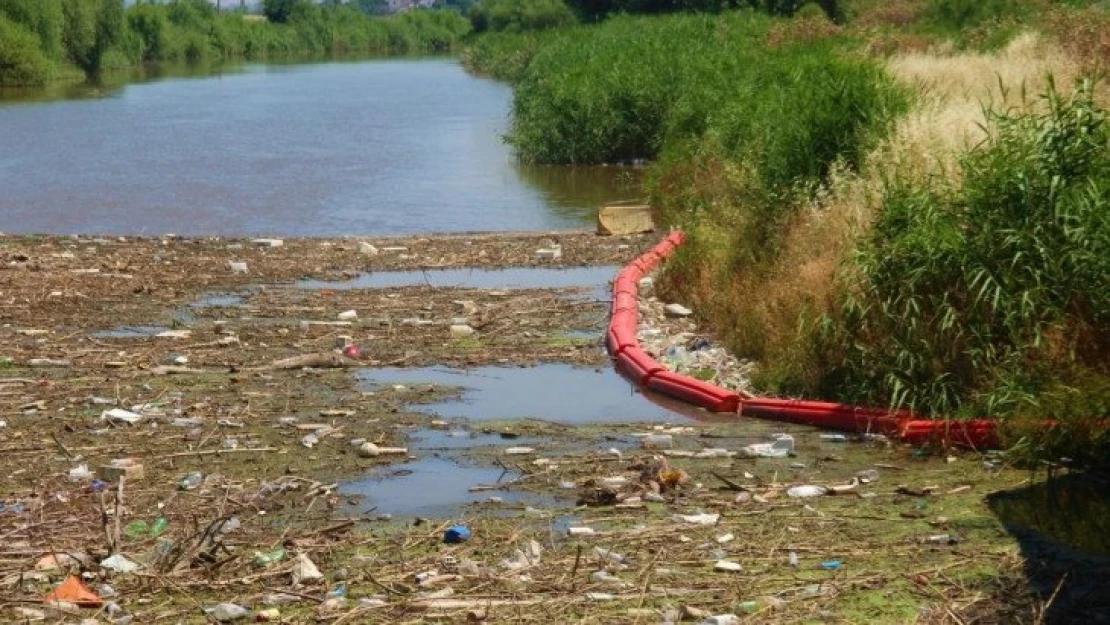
left=463, top=0, right=1109, bottom=462
left=0, top=0, right=469, bottom=86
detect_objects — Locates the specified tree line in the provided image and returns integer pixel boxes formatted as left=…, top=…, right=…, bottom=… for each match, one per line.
left=0, top=0, right=470, bottom=86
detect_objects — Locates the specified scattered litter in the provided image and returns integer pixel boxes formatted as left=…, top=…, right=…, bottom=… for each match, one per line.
left=44, top=576, right=102, bottom=607
left=856, top=469, right=880, bottom=483
left=786, top=485, right=828, bottom=498
left=101, top=458, right=144, bottom=482
left=641, top=433, right=673, bottom=449
left=29, top=358, right=71, bottom=367
left=674, top=513, right=719, bottom=526
left=535, top=245, right=562, bottom=260
left=68, top=464, right=93, bottom=482
left=337, top=310, right=358, bottom=321
left=713, top=561, right=742, bottom=572
left=450, top=324, right=476, bottom=337
left=228, top=261, right=248, bottom=274
left=504, top=446, right=535, bottom=455
left=100, top=554, right=140, bottom=573
left=205, top=602, right=249, bottom=621
left=664, top=303, right=692, bottom=318
left=742, top=434, right=793, bottom=458
left=444, top=525, right=471, bottom=544
left=101, top=408, right=142, bottom=425
left=820, top=434, right=848, bottom=442
left=178, top=472, right=203, bottom=491
left=819, top=560, right=842, bottom=571
left=292, top=553, right=323, bottom=586
left=567, top=526, right=596, bottom=536
left=358, top=442, right=407, bottom=457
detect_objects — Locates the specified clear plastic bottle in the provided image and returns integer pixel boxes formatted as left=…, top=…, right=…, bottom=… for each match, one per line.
left=178, top=472, right=203, bottom=491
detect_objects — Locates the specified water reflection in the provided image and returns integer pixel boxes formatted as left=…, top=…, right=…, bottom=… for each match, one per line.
left=987, top=472, right=1110, bottom=622
left=0, top=59, right=637, bottom=236
left=516, top=164, right=644, bottom=223
left=988, top=472, right=1110, bottom=556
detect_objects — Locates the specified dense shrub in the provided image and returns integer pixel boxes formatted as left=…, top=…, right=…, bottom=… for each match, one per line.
left=834, top=80, right=1110, bottom=421
left=0, top=14, right=52, bottom=85
left=508, top=12, right=900, bottom=176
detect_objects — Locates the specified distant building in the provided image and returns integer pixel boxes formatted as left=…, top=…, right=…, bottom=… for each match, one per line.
left=387, top=0, right=437, bottom=11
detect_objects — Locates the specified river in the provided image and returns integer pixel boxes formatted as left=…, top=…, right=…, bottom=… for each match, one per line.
left=0, top=59, right=638, bottom=236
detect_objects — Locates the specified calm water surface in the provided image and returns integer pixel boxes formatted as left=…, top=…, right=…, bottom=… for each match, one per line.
left=0, top=59, right=638, bottom=236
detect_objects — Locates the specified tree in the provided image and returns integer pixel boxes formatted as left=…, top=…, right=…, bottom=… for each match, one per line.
left=262, top=0, right=313, bottom=23
left=61, top=0, right=122, bottom=76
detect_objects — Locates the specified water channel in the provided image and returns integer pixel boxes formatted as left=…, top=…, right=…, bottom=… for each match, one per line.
left=0, top=58, right=638, bottom=236
left=6, top=57, right=1105, bottom=578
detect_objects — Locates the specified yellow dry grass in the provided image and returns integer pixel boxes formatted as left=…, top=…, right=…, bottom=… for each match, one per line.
left=881, top=33, right=1084, bottom=177
left=726, top=33, right=1095, bottom=383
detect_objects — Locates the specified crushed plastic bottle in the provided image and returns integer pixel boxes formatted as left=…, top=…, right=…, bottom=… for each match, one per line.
left=216, top=517, right=240, bottom=534
left=254, top=548, right=286, bottom=567
left=178, top=472, right=203, bottom=491
left=150, top=517, right=169, bottom=537
left=205, top=602, right=249, bottom=622
left=786, top=485, right=828, bottom=498
left=68, top=464, right=94, bottom=482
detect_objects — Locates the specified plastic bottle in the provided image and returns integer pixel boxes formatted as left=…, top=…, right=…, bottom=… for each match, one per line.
left=641, top=434, right=674, bottom=449
left=178, top=472, right=203, bottom=491
left=206, top=603, right=249, bottom=622
left=788, top=551, right=798, bottom=568
left=123, top=521, right=149, bottom=539
left=254, top=548, right=286, bottom=567
left=150, top=517, right=169, bottom=537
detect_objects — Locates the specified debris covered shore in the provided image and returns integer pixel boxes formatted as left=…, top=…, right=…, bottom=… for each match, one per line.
left=0, top=232, right=1089, bottom=623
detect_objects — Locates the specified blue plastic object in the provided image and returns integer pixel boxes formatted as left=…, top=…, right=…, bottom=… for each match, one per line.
left=443, top=525, right=471, bottom=544
left=819, top=560, right=842, bottom=571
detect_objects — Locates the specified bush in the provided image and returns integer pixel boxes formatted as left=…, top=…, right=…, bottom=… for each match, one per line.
left=469, top=0, right=576, bottom=33
left=834, top=80, right=1110, bottom=421
left=0, top=14, right=52, bottom=86
left=508, top=12, right=900, bottom=173
left=0, top=0, right=63, bottom=58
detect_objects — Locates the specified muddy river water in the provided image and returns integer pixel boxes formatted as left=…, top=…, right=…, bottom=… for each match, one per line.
left=0, top=58, right=637, bottom=236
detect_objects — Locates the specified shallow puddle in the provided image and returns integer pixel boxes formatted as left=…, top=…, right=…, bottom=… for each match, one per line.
left=410, top=428, right=545, bottom=451
left=297, top=265, right=617, bottom=299
left=342, top=456, right=554, bottom=518
left=359, top=364, right=695, bottom=424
